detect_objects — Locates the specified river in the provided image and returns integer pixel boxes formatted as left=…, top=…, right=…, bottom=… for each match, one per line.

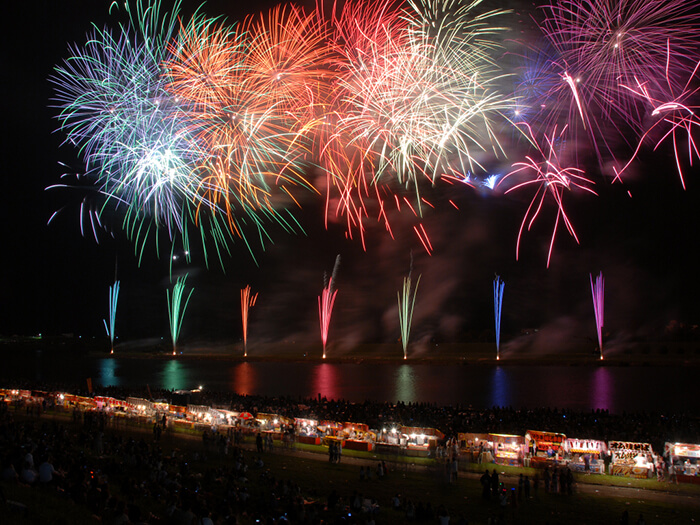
left=2, top=350, right=697, bottom=414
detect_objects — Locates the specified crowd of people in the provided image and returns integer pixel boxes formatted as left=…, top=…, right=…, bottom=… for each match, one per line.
left=2, top=378, right=695, bottom=524
left=1, top=400, right=394, bottom=524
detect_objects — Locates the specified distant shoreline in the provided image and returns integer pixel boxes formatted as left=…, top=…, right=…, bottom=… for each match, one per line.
left=2, top=337, right=700, bottom=366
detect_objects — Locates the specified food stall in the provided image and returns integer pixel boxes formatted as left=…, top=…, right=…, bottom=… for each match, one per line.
left=525, top=430, right=567, bottom=468
left=458, top=433, right=492, bottom=463
left=489, top=433, right=526, bottom=466
left=256, top=413, right=293, bottom=442
left=401, top=426, right=444, bottom=457
left=295, top=418, right=321, bottom=445
left=256, top=413, right=292, bottom=430
left=214, top=409, right=239, bottom=427
left=608, top=441, right=655, bottom=479
left=339, top=422, right=375, bottom=451
left=563, top=438, right=607, bottom=474
left=318, top=420, right=343, bottom=436
left=375, top=426, right=403, bottom=455
left=128, top=397, right=155, bottom=417
left=62, top=393, right=97, bottom=411
left=318, top=421, right=344, bottom=447
left=666, top=443, right=700, bottom=484
left=94, top=396, right=132, bottom=413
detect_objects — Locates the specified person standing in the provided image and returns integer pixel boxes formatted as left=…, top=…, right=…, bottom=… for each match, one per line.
left=518, top=474, right=524, bottom=502
left=491, top=470, right=499, bottom=499
left=524, top=475, right=531, bottom=500
left=480, top=470, right=491, bottom=500
left=620, top=509, right=629, bottom=525
left=256, top=432, right=263, bottom=454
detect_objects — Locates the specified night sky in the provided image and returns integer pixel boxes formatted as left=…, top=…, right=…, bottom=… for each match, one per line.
left=2, top=0, right=699, bottom=357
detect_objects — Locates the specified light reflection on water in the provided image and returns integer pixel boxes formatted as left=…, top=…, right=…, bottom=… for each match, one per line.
left=395, top=364, right=417, bottom=403
left=161, top=359, right=188, bottom=391
left=232, top=362, right=256, bottom=396
left=489, top=367, right=510, bottom=408
left=313, top=363, right=339, bottom=401
left=591, top=367, right=614, bottom=413
left=4, top=351, right=699, bottom=414
left=98, top=358, right=120, bottom=387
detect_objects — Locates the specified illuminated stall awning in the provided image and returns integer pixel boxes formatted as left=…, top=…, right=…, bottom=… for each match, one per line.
left=526, top=430, right=567, bottom=451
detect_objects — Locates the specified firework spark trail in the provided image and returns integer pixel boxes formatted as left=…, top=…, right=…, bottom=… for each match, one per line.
left=531, top=0, right=700, bottom=166
left=397, top=272, right=421, bottom=360
left=241, top=285, right=258, bottom=357
left=590, top=271, right=605, bottom=360
left=500, top=123, right=597, bottom=267
left=493, top=275, right=505, bottom=360
left=167, top=274, right=194, bottom=355
left=318, top=279, right=338, bottom=360
left=103, top=280, right=120, bottom=354
left=615, top=42, right=700, bottom=189
left=318, top=255, right=341, bottom=359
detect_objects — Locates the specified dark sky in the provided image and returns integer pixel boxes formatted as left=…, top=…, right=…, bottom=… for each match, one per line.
left=1, top=0, right=699, bottom=357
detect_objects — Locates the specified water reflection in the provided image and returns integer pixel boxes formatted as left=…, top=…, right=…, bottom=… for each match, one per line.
left=231, top=362, right=256, bottom=396
left=591, top=367, right=614, bottom=412
left=162, top=359, right=188, bottom=391
left=313, top=364, right=339, bottom=400
left=5, top=348, right=695, bottom=413
left=395, top=364, right=417, bottom=403
left=489, top=367, right=510, bottom=408
left=98, top=358, right=120, bottom=387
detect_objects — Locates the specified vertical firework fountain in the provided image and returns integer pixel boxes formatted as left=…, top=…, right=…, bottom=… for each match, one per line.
left=167, top=274, right=194, bottom=356
left=493, top=275, right=505, bottom=360
left=590, top=271, right=605, bottom=360
left=397, top=273, right=421, bottom=360
left=103, top=280, right=120, bottom=354
left=318, top=256, right=340, bottom=359
left=241, top=285, right=258, bottom=357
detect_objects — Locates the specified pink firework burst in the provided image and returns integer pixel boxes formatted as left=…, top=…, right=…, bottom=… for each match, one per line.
left=534, top=0, right=700, bottom=165
left=500, top=123, right=597, bottom=267
left=616, top=42, right=700, bottom=189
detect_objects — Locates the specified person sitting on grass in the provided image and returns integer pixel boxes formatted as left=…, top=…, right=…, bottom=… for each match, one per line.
left=20, top=460, right=37, bottom=486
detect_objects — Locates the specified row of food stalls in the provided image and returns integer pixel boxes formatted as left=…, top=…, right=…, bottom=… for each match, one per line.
left=3, top=389, right=700, bottom=482
left=457, top=430, right=649, bottom=477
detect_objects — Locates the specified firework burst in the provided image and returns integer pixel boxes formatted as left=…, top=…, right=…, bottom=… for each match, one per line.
left=500, top=123, right=597, bottom=267
left=531, top=0, right=700, bottom=165
left=320, top=0, right=511, bottom=250
left=615, top=42, right=700, bottom=189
